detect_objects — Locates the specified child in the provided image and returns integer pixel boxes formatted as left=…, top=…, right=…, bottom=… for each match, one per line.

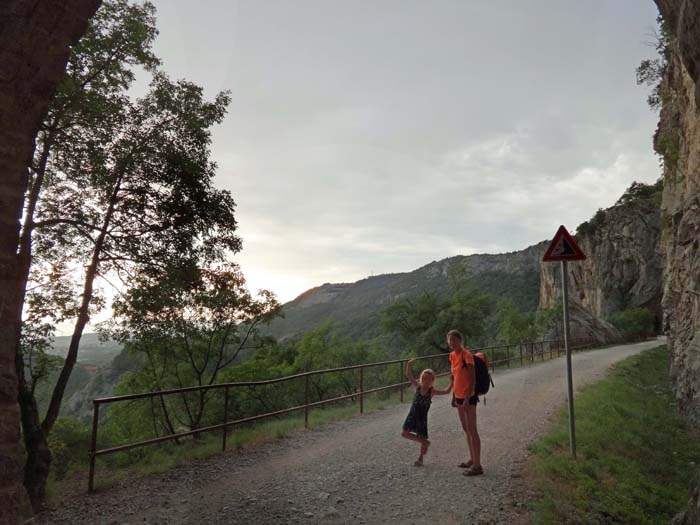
left=401, top=358, right=453, bottom=466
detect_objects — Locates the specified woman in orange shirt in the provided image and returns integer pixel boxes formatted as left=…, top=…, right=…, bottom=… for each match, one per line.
left=447, top=329, right=483, bottom=476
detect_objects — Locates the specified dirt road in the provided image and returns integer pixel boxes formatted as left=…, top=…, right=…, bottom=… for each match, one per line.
left=40, top=338, right=664, bottom=525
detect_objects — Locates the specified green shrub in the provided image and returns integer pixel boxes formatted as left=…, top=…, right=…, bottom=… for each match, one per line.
left=609, top=307, right=655, bottom=340
left=47, top=416, right=90, bottom=480
left=614, top=179, right=663, bottom=207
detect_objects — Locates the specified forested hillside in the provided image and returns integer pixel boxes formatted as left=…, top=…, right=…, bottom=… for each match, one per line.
left=266, top=241, right=547, bottom=343
left=47, top=333, right=122, bottom=367
left=39, top=335, right=133, bottom=420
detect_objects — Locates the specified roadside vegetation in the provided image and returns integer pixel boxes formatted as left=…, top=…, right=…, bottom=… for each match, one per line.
left=528, top=346, right=700, bottom=524
left=608, top=307, right=656, bottom=341
left=45, top=385, right=434, bottom=497
left=46, top=328, right=600, bottom=499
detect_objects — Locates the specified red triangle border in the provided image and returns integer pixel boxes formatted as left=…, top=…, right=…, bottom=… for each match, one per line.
left=542, top=225, right=587, bottom=261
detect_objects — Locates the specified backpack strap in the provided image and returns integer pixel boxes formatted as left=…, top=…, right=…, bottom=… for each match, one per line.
left=460, top=349, right=471, bottom=368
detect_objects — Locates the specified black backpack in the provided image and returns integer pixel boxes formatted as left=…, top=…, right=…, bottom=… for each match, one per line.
left=463, top=351, right=494, bottom=396
left=473, top=352, right=494, bottom=396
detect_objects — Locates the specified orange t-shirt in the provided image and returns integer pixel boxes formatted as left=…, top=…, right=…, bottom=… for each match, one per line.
left=450, top=349, right=475, bottom=398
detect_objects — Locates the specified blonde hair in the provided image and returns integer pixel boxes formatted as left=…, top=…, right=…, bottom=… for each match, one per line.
left=419, top=368, right=435, bottom=388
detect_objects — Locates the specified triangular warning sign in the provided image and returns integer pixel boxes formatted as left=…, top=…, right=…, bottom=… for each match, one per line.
left=542, top=225, right=586, bottom=262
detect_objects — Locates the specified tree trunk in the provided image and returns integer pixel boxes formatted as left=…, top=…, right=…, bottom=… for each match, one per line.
left=0, top=1, right=102, bottom=519
left=17, top=374, right=50, bottom=511
left=21, top=170, right=120, bottom=506
left=42, top=170, right=122, bottom=435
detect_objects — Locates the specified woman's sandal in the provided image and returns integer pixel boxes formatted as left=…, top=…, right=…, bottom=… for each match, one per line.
left=457, top=460, right=473, bottom=468
left=463, top=464, right=484, bottom=476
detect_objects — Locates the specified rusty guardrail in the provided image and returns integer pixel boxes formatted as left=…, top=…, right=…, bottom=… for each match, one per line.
left=88, top=336, right=602, bottom=492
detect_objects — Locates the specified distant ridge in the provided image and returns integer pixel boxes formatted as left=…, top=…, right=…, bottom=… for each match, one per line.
left=266, top=241, right=548, bottom=341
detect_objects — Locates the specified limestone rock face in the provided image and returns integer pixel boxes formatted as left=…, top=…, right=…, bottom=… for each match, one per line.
left=652, top=1, right=700, bottom=521
left=538, top=199, right=662, bottom=342
left=655, top=0, right=700, bottom=428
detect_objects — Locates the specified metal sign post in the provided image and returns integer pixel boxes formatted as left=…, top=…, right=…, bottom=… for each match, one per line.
left=561, top=260, right=576, bottom=458
left=543, top=225, right=586, bottom=459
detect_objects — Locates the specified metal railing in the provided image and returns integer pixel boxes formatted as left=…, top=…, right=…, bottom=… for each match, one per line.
left=88, top=336, right=600, bottom=491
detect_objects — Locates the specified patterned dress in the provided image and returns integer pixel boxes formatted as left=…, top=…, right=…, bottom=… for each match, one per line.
left=402, top=387, right=432, bottom=439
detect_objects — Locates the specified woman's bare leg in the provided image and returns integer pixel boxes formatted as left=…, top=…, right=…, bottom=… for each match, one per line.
left=457, top=406, right=473, bottom=464
left=465, top=405, right=481, bottom=467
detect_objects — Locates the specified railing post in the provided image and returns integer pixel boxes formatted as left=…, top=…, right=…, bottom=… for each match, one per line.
left=359, top=366, right=364, bottom=414
left=304, top=374, right=310, bottom=429
left=507, top=345, right=510, bottom=368
left=520, top=344, right=523, bottom=366
left=88, top=400, right=100, bottom=493
left=399, top=361, right=404, bottom=403
left=222, top=386, right=229, bottom=452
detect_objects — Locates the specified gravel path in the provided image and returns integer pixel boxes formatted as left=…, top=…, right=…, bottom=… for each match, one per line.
left=39, top=338, right=664, bottom=525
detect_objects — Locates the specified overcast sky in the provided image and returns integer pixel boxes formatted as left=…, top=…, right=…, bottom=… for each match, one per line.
left=145, top=0, right=661, bottom=303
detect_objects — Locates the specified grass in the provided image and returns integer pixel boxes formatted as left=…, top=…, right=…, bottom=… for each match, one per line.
left=527, top=345, right=700, bottom=524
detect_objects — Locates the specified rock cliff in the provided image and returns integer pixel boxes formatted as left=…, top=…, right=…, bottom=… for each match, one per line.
left=538, top=188, right=663, bottom=342
left=654, top=0, right=700, bottom=428
left=652, top=1, right=700, bottom=521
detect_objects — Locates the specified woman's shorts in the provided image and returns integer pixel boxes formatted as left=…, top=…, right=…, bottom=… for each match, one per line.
left=452, top=395, right=479, bottom=406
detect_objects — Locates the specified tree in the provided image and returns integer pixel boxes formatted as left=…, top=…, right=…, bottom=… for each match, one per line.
left=217, top=354, right=296, bottom=424
left=0, top=0, right=101, bottom=518
left=17, top=0, right=160, bottom=342
left=14, top=0, right=158, bottom=509
left=109, top=263, right=280, bottom=433
left=292, top=322, right=376, bottom=400
left=381, top=293, right=442, bottom=352
left=382, top=275, right=492, bottom=355
left=609, top=308, right=655, bottom=341
left=614, top=179, right=663, bottom=207
left=636, top=15, right=670, bottom=111
left=430, top=282, right=491, bottom=348
left=534, top=307, right=562, bottom=339
left=17, top=15, right=240, bottom=503
left=496, top=301, right=537, bottom=345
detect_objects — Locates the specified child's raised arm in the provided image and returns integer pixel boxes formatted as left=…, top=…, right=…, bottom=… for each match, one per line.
left=406, top=358, right=419, bottom=388
left=431, top=375, right=454, bottom=396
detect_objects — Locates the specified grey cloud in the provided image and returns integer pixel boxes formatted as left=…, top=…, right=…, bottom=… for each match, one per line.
left=146, top=0, right=662, bottom=301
